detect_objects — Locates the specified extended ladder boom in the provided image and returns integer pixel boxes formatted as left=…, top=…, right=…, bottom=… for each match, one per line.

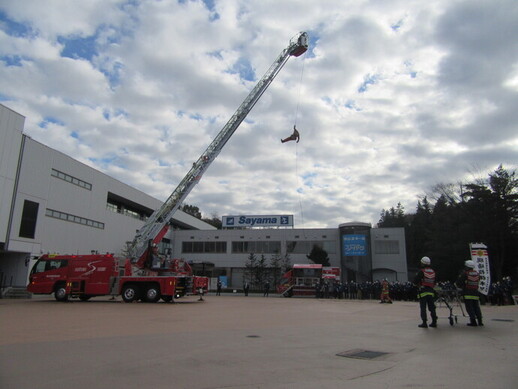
left=129, top=32, right=308, bottom=266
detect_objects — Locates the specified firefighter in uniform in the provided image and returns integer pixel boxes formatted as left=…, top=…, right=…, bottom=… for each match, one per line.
left=379, top=279, right=392, bottom=303
left=413, top=256, right=438, bottom=328
left=456, top=260, right=483, bottom=326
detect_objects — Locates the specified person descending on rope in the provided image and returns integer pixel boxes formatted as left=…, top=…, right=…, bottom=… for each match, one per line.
left=281, top=125, right=300, bottom=143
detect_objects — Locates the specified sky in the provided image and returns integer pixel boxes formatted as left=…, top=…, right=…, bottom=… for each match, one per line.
left=1, top=0, right=517, bottom=229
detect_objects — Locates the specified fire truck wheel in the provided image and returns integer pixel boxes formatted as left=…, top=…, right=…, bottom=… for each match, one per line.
left=79, top=295, right=91, bottom=301
left=161, top=296, right=173, bottom=303
left=122, top=284, right=140, bottom=303
left=54, top=285, right=68, bottom=302
left=144, top=286, right=161, bottom=303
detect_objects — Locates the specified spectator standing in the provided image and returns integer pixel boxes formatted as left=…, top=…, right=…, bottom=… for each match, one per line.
left=263, top=280, right=270, bottom=297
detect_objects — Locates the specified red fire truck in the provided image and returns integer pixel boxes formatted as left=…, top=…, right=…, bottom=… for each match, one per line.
left=277, top=264, right=341, bottom=297
left=26, top=33, right=309, bottom=303
left=28, top=253, right=208, bottom=302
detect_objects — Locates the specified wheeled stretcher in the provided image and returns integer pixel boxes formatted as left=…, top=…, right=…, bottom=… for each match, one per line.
left=434, top=287, right=467, bottom=326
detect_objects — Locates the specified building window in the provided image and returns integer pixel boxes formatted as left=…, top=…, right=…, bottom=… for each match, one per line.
left=182, top=242, right=193, bottom=253
left=182, top=241, right=227, bottom=254
left=51, top=168, right=92, bottom=190
left=231, top=241, right=281, bottom=254
left=287, top=241, right=311, bottom=254
left=19, top=200, right=39, bottom=239
left=374, top=240, right=400, bottom=254
left=106, top=192, right=153, bottom=221
left=45, top=208, right=104, bottom=229
left=159, top=238, right=172, bottom=254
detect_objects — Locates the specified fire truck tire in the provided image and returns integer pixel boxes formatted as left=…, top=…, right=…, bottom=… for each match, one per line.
left=144, top=286, right=161, bottom=303
left=79, top=295, right=92, bottom=301
left=54, top=285, right=68, bottom=302
left=161, top=295, right=173, bottom=303
left=122, top=284, right=140, bottom=303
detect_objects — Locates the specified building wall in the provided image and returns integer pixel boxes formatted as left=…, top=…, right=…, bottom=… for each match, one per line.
left=371, top=227, right=408, bottom=282
left=0, top=104, right=215, bottom=288
left=170, top=226, right=408, bottom=287
left=171, top=227, right=341, bottom=288
left=0, top=105, right=25, bottom=249
left=8, top=136, right=162, bottom=256
left=171, top=228, right=341, bottom=267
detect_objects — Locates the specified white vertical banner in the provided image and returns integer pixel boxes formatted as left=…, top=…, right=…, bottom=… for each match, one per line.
left=470, top=243, right=491, bottom=296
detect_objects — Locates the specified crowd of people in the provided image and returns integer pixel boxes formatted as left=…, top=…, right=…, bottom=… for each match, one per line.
left=314, top=279, right=420, bottom=301
left=487, top=277, right=515, bottom=305
left=312, top=277, right=515, bottom=305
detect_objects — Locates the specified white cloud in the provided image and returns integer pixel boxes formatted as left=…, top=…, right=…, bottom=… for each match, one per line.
left=1, top=0, right=517, bottom=228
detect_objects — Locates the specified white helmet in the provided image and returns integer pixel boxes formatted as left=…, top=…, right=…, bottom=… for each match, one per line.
left=420, top=256, right=431, bottom=265
left=464, top=260, right=476, bottom=269
left=421, top=257, right=432, bottom=265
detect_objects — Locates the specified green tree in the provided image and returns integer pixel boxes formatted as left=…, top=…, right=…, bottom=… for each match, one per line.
left=180, top=204, right=202, bottom=219
left=406, top=197, right=432, bottom=269
left=383, top=165, right=518, bottom=282
left=425, top=195, right=466, bottom=280
left=378, top=202, right=406, bottom=228
left=244, top=252, right=269, bottom=288
left=202, top=212, right=222, bottom=229
left=307, top=245, right=330, bottom=267
left=257, top=254, right=268, bottom=286
left=269, top=253, right=282, bottom=288
left=244, top=252, right=257, bottom=287
left=461, top=165, right=518, bottom=280
left=281, top=253, right=292, bottom=273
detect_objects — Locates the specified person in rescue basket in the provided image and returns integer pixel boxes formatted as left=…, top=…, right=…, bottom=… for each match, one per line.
left=456, top=260, right=484, bottom=326
left=413, top=256, right=438, bottom=328
left=281, top=125, right=300, bottom=143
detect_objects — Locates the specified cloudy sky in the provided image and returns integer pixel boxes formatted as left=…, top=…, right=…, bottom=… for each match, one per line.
left=1, top=0, right=517, bottom=228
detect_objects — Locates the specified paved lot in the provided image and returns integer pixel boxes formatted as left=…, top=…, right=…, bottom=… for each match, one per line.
left=1, top=294, right=517, bottom=389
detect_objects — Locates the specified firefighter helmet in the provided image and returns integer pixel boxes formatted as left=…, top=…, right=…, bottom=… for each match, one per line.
left=420, top=256, right=431, bottom=265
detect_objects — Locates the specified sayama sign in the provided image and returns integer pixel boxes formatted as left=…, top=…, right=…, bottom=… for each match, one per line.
left=222, top=215, right=294, bottom=228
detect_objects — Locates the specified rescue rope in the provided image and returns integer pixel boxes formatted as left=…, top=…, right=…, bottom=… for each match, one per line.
left=295, top=142, right=306, bottom=230
left=292, top=51, right=306, bottom=128
left=293, top=52, right=306, bottom=230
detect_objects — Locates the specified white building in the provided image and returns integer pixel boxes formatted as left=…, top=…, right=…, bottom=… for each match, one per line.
left=0, top=104, right=214, bottom=290
left=1, top=104, right=407, bottom=292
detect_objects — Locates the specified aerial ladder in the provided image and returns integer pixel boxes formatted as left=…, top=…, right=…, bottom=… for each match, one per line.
left=128, top=32, right=309, bottom=270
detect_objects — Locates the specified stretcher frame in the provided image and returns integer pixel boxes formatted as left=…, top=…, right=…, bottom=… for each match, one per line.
left=434, top=287, right=467, bottom=326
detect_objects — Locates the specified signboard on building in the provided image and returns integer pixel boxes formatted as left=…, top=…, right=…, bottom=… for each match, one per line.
left=470, top=242, right=491, bottom=296
left=222, top=215, right=293, bottom=228
left=322, top=267, right=341, bottom=280
left=343, top=234, right=367, bottom=256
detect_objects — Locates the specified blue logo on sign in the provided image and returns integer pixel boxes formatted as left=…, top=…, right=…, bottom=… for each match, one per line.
left=343, top=234, right=367, bottom=256
left=227, top=217, right=235, bottom=225
left=280, top=216, right=289, bottom=225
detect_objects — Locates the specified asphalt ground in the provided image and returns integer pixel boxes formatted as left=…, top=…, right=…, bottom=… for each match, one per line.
left=0, top=294, right=517, bottom=389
